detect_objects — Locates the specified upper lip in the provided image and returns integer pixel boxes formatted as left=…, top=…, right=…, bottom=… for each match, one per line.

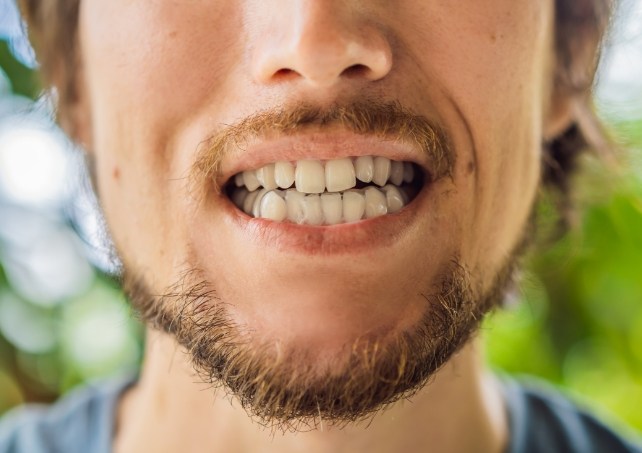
left=216, top=130, right=433, bottom=189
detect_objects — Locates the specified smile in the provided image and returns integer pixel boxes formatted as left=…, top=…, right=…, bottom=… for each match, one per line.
left=201, top=129, right=447, bottom=254
left=224, top=157, right=425, bottom=225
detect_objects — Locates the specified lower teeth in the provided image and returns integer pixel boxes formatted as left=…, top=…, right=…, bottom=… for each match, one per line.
left=230, top=184, right=411, bottom=225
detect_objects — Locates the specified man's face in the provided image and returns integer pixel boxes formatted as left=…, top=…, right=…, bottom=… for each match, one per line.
left=78, top=0, right=554, bottom=425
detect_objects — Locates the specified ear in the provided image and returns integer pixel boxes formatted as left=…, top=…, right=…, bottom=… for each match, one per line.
left=544, top=0, right=611, bottom=142
left=543, top=89, right=573, bottom=143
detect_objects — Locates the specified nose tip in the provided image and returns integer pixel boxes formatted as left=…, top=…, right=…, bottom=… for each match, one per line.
left=252, top=6, right=393, bottom=88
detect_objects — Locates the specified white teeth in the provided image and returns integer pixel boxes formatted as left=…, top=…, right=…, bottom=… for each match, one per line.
left=354, top=156, right=374, bottom=183
left=285, top=190, right=305, bottom=223
left=403, top=162, right=415, bottom=184
left=382, top=184, right=405, bottom=213
left=372, top=157, right=391, bottom=187
left=275, top=161, right=295, bottom=189
left=234, top=157, right=416, bottom=193
left=252, top=189, right=268, bottom=217
left=259, top=190, right=287, bottom=221
left=232, top=157, right=417, bottom=223
left=325, top=158, right=356, bottom=193
left=343, top=190, right=366, bottom=223
left=243, top=190, right=260, bottom=215
left=303, top=194, right=324, bottom=225
left=390, top=160, right=404, bottom=186
left=364, top=187, right=388, bottom=218
left=256, top=164, right=278, bottom=191
left=232, top=184, right=409, bottom=224
left=243, top=170, right=261, bottom=192
left=295, top=160, right=325, bottom=194
left=321, top=193, right=343, bottom=225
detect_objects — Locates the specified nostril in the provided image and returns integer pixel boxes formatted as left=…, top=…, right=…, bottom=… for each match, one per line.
left=340, top=64, right=371, bottom=79
left=273, top=68, right=300, bottom=81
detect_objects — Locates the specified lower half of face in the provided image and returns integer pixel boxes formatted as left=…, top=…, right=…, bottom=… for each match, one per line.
left=99, top=101, right=539, bottom=425
left=81, top=0, right=551, bottom=425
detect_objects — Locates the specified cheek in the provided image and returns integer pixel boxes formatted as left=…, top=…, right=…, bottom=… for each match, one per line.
left=81, top=1, right=242, bottom=119
left=80, top=0, right=244, bottom=192
left=395, top=0, right=551, bottom=272
left=79, top=1, right=243, bottom=276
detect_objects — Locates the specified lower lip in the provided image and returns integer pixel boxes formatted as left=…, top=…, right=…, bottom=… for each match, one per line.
left=219, top=184, right=432, bottom=256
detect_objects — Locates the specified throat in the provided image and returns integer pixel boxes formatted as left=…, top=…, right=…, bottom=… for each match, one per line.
left=116, top=333, right=504, bottom=453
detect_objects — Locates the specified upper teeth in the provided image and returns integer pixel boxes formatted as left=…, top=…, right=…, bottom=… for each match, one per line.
left=233, top=156, right=414, bottom=193
left=229, top=156, right=417, bottom=225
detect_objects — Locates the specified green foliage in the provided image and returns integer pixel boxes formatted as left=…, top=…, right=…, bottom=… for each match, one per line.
left=485, top=154, right=642, bottom=434
left=0, top=40, right=39, bottom=98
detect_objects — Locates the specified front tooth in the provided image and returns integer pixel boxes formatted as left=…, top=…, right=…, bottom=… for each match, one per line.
left=295, top=160, right=325, bottom=193
left=364, top=187, right=388, bottom=218
left=259, top=190, right=287, bottom=222
left=321, top=193, right=343, bottom=225
left=243, top=190, right=260, bottom=215
left=325, top=158, right=356, bottom=192
left=390, top=161, right=404, bottom=186
left=252, top=189, right=268, bottom=217
left=355, top=156, right=374, bottom=183
left=403, top=163, right=415, bottom=183
left=275, top=161, right=295, bottom=188
left=343, top=190, right=365, bottom=223
left=372, top=157, right=391, bottom=187
left=382, top=185, right=405, bottom=213
left=303, top=194, right=324, bottom=225
left=243, top=170, right=261, bottom=191
left=256, top=164, right=278, bottom=190
left=285, top=190, right=305, bottom=224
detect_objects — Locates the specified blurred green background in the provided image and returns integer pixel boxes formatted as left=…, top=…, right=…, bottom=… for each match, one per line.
left=0, top=0, right=641, bottom=443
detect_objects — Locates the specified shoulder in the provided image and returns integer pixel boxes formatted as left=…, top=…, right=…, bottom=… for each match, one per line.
left=502, top=377, right=642, bottom=453
left=0, top=376, right=135, bottom=453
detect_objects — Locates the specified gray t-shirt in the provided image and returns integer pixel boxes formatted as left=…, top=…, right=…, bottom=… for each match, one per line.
left=0, top=375, right=640, bottom=452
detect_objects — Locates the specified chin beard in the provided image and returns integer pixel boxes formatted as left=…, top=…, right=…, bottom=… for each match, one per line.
left=122, top=257, right=516, bottom=431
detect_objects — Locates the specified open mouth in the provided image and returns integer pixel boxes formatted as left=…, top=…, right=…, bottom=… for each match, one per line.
left=224, top=156, right=425, bottom=226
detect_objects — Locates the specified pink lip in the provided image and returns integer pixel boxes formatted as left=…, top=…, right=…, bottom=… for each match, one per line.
left=217, top=176, right=434, bottom=256
left=217, top=130, right=432, bottom=187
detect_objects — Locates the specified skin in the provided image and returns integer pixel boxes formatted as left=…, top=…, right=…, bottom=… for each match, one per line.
left=74, top=0, right=566, bottom=451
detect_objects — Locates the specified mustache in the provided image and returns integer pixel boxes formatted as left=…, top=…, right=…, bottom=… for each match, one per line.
left=191, top=100, right=455, bottom=194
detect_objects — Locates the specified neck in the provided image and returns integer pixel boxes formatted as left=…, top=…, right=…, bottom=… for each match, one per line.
left=114, top=329, right=508, bottom=453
